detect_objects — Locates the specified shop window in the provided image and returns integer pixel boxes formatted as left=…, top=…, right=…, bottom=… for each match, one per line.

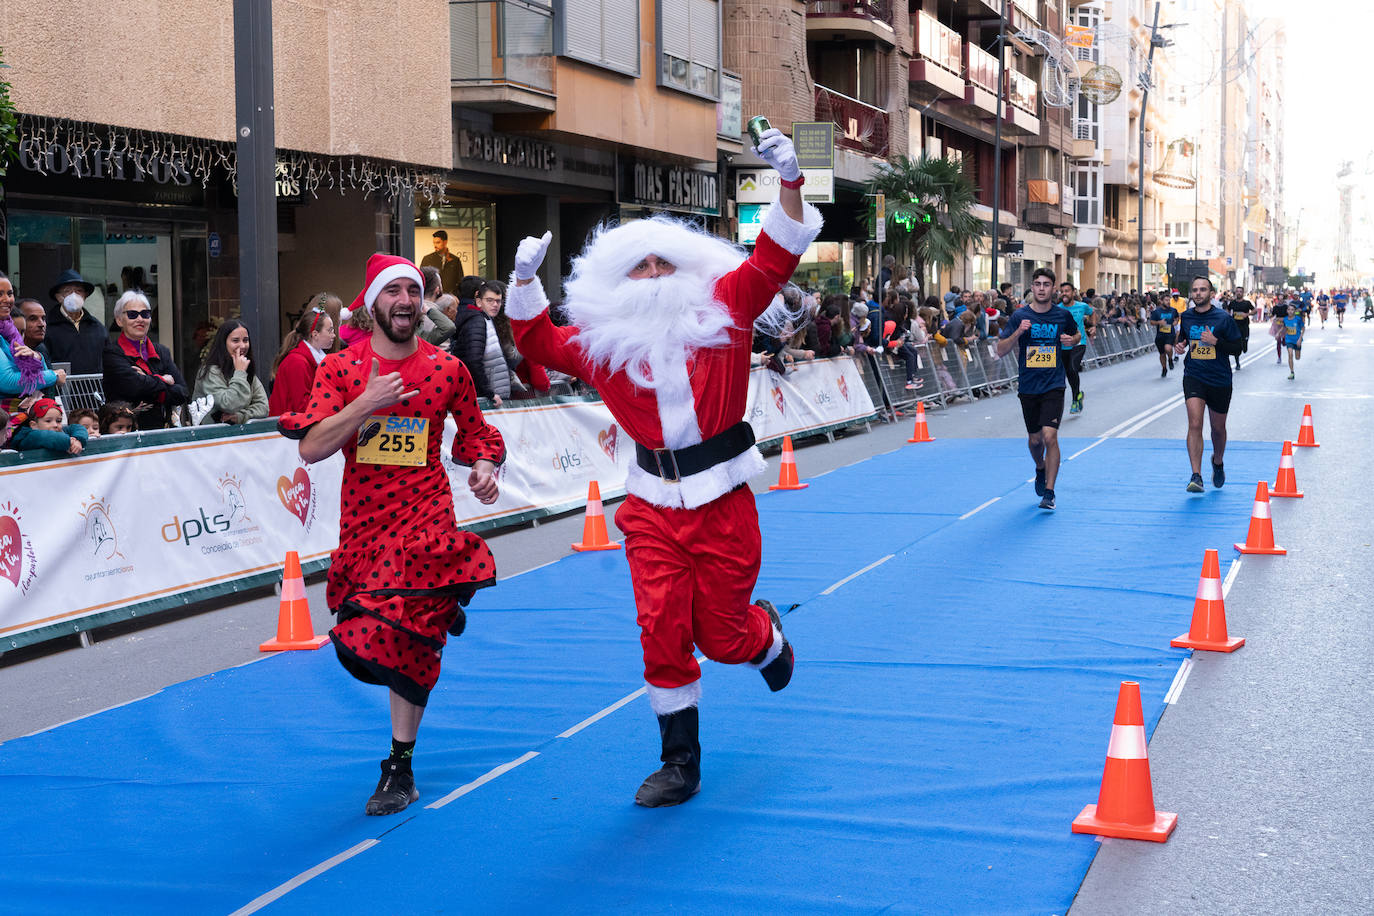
left=658, top=0, right=720, bottom=100
left=415, top=201, right=497, bottom=282
left=558, top=0, right=639, bottom=77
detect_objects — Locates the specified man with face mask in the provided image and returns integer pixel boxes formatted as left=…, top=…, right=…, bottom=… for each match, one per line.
left=44, top=270, right=110, bottom=374
left=507, top=127, right=818, bottom=808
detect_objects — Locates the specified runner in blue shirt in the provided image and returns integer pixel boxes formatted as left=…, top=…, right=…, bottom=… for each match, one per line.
left=1149, top=299, right=1179, bottom=377
left=1173, top=276, right=1244, bottom=492
left=1334, top=289, right=1348, bottom=328
left=1277, top=299, right=1304, bottom=380
left=1058, top=281, right=1095, bottom=414
left=996, top=267, right=1080, bottom=510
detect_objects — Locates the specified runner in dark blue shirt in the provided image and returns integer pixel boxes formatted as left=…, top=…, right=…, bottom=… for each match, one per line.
left=1149, top=301, right=1179, bottom=377
left=1173, top=276, right=1244, bottom=492
left=996, top=267, right=1080, bottom=510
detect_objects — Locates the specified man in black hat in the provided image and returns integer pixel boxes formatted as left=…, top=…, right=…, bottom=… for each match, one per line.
left=420, top=230, right=464, bottom=299
left=45, top=269, right=110, bottom=374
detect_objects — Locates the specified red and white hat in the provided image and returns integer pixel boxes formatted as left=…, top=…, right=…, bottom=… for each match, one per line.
left=349, top=253, right=424, bottom=314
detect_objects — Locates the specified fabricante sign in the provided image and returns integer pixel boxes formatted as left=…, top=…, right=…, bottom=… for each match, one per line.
left=620, top=160, right=719, bottom=216
left=457, top=129, right=557, bottom=171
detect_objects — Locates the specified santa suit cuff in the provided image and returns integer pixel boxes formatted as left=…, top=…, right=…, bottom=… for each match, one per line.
left=505, top=275, right=550, bottom=321
left=761, top=199, right=824, bottom=255
left=645, top=679, right=701, bottom=715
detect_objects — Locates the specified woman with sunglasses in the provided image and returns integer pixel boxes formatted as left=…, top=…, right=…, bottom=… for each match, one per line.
left=193, top=319, right=269, bottom=424
left=269, top=297, right=337, bottom=415
left=101, top=291, right=189, bottom=430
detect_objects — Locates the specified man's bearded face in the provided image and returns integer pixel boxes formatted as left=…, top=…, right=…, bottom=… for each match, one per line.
left=374, top=280, right=422, bottom=343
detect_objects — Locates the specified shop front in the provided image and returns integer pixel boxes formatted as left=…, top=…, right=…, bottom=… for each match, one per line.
left=3, top=123, right=223, bottom=380
left=617, top=156, right=721, bottom=231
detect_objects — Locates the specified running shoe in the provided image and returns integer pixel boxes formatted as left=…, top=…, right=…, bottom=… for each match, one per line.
left=1034, top=466, right=1047, bottom=497
left=1038, top=490, right=1055, bottom=511
left=1075, top=392, right=1085, bottom=412
left=904, top=381, right=917, bottom=390
left=1161, top=367, right=1167, bottom=378
left=365, top=759, right=418, bottom=816
left=1288, top=371, right=1295, bottom=380
left=1212, top=460, right=1225, bottom=488
left=1186, top=473, right=1205, bottom=493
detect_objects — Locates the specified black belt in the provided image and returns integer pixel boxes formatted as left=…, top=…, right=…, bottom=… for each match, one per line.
left=635, top=421, right=756, bottom=483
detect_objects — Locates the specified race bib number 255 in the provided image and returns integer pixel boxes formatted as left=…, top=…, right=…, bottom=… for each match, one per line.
left=356, top=416, right=429, bottom=466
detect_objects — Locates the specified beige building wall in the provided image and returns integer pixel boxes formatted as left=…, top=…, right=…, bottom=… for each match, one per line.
left=278, top=188, right=391, bottom=332
left=724, top=0, right=814, bottom=134
left=1, top=0, right=450, bottom=167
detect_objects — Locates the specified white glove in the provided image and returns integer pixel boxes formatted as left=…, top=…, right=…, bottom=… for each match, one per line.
left=754, top=128, right=801, bottom=182
left=514, top=230, right=552, bottom=281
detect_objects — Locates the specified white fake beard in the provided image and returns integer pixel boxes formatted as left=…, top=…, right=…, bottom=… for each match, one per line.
left=565, top=272, right=734, bottom=389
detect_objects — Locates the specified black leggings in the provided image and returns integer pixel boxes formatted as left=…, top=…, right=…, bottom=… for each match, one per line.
left=1064, top=345, right=1087, bottom=398
left=892, top=342, right=919, bottom=381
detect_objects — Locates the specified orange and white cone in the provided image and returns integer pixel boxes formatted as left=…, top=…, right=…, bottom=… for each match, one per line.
left=1234, top=481, right=1286, bottom=555
left=907, top=402, right=935, bottom=443
left=260, top=551, right=328, bottom=651
left=1071, top=681, right=1178, bottom=842
left=1271, top=440, right=1303, bottom=498
left=769, top=435, right=809, bottom=491
left=571, top=481, right=622, bottom=552
left=1171, top=548, right=1244, bottom=652
left=1295, top=403, right=1320, bottom=447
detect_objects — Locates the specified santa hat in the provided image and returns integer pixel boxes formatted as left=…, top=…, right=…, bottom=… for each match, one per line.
left=349, top=253, right=424, bottom=314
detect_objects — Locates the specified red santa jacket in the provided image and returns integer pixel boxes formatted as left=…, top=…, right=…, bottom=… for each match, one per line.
left=508, top=202, right=822, bottom=509
left=268, top=340, right=320, bottom=416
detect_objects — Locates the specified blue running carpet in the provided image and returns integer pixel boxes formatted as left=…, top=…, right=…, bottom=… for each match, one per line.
left=0, top=437, right=1281, bottom=915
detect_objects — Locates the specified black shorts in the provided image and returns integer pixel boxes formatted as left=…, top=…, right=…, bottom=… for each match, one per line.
left=1182, top=375, right=1233, bottom=414
left=1155, top=336, right=1175, bottom=354
left=1019, top=388, right=1065, bottom=434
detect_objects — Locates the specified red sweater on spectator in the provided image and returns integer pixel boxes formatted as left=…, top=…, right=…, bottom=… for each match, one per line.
left=268, top=341, right=319, bottom=416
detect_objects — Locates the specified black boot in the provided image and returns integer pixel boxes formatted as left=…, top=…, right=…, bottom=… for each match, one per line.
left=751, top=599, right=795, bottom=692
left=365, top=758, right=418, bottom=816
left=634, top=707, right=701, bottom=807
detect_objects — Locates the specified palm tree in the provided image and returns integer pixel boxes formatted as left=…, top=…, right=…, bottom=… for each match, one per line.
left=864, top=155, right=983, bottom=295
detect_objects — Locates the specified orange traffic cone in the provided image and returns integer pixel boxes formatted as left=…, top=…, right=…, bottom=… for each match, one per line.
left=1271, top=440, right=1303, bottom=498
left=260, top=551, right=328, bottom=651
left=1295, top=403, right=1320, bottom=447
left=1171, top=548, right=1244, bottom=652
left=907, top=402, right=935, bottom=443
left=1072, top=681, right=1178, bottom=842
left=768, top=436, right=809, bottom=491
left=1234, top=481, right=1286, bottom=555
left=571, top=481, right=622, bottom=552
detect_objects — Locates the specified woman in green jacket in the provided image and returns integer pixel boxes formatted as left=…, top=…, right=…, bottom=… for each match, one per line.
left=192, top=319, right=269, bottom=424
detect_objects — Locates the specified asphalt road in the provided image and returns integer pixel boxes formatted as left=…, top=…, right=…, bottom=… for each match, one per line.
left=3, top=320, right=1370, bottom=914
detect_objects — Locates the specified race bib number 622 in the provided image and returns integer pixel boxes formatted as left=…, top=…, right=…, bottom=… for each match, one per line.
left=356, top=416, right=429, bottom=466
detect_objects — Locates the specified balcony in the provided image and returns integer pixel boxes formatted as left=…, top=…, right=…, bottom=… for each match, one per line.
left=1003, top=69, right=1040, bottom=135
left=964, top=44, right=1000, bottom=117
left=1024, top=179, right=1071, bottom=230
left=814, top=85, right=890, bottom=160
left=910, top=11, right=966, bottom=97
left=449, top=0, right=555, bottom=113
left=1071, top=117, right=1097, bottom=159
left=806, top=0, right=897, bottom=45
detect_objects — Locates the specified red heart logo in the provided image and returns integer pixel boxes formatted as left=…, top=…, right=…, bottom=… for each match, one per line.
left=0, top=516, right=22, bottom=587
left=837, top=376, right=849, bottom=401
left=276, top=468, right=312, bottom=526
left=772, top=386, right=785, bottom=414
left=597, top=425, right=619, bottom=461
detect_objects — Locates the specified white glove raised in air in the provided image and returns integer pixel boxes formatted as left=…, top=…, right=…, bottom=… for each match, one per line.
left=514, top=230, right=552, bottom=281
left=753, top=128, right=801, bottom=182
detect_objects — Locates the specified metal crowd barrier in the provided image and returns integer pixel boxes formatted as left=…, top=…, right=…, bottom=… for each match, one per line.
left=861, top=321, right=1158, bottom=419
left=58, top=373, right=106, bottom=413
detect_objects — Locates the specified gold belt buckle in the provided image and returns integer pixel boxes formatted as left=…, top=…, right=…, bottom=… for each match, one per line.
left=652, top=447, right=680, bottom=483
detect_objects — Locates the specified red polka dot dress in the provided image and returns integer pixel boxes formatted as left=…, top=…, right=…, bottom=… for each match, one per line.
left=278, top=338, right=505, bottom=706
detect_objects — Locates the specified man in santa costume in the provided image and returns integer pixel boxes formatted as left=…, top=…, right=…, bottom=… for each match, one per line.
left=278, top=254, right=505, bottom=816
left=507, top=127, right=822, bottom=806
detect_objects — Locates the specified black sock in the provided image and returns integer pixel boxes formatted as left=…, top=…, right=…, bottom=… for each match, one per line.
left=389, top=738, right=416, bottom=766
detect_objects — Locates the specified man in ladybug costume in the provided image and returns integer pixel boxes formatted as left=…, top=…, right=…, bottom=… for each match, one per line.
left=507, top=128, right=821, bottom=806
left=278, top=254, right=505, bottom=816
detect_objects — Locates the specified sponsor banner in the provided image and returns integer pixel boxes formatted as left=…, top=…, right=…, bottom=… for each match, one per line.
left=1, top=364, right=872, bottom=643
left=745, top=356, right=877, bottom=443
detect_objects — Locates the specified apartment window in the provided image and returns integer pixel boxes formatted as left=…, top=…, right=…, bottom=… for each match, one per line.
left=658, top=0, right=720, bottom=99
left=558, top=0, right=639, bottom=77
left=1072, top=163, right=1100, bottom=226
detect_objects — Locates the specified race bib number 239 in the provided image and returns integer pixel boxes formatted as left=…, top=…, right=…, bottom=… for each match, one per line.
left=357, top=416, right=429, bottom=466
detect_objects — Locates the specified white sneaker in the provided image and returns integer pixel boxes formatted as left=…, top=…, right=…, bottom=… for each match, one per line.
left=189, top=395, right=215, bottom=425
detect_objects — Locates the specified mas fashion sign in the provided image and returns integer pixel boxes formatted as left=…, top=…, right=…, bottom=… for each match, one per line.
left=0, top=369, right=873, bottom=647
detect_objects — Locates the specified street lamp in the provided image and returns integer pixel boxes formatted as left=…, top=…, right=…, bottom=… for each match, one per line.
left=1136, top=4, right=1181, bottom=294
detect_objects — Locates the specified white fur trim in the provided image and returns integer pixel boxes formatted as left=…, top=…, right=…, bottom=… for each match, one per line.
left=646, top=348, right=701, bottom=450
left=569, top=216, right=746, bottom=297
left=747, top=625, right=784, bottom=669
left=646, top=679, right=701, bottom=715
left=504, top=275, right=550, bottom=321
left=364, top=263, right=424, bottom=312
left=627, top=446, right=767, bottom=510
left=761, top=201, right=824, bottom=256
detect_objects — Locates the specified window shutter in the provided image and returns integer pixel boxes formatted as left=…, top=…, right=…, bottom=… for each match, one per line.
left=562, top=0, right=603, bottom=62
left=688, top=0, right=718, bottom=71
left=602, top=0, right=640, bottom=72
left=661, top=2, right=690, bottom=60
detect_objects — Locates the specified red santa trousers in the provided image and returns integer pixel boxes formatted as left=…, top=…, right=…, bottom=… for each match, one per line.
left=614, top=484, right=774, bottom=689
